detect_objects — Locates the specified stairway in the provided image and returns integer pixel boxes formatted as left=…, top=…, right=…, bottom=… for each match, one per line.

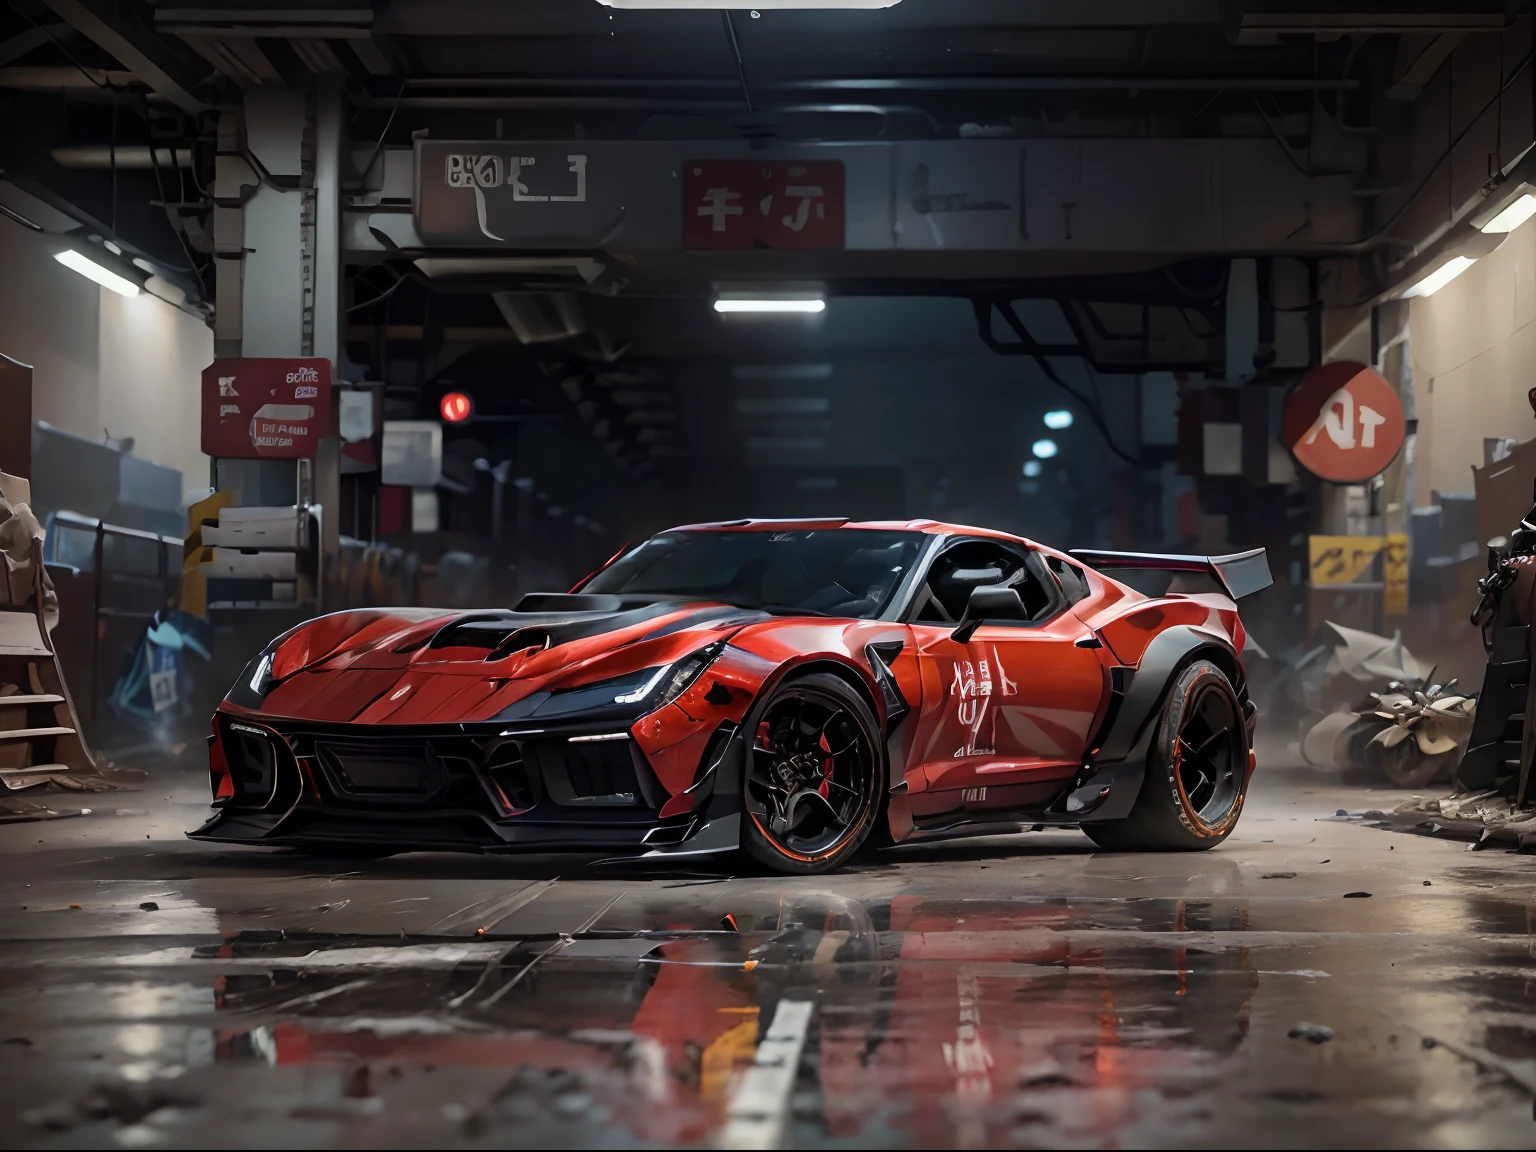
left=0, top=475, right=98, bottom=791
left=1458, top=589, right=1530, bottom=796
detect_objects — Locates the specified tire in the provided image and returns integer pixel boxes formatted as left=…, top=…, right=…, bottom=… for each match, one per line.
left=1378, top=742, right=1451, bottom=788
left=1082, top=660, right=1250, bottom=852
left=739, top=673, right=884, bottom=875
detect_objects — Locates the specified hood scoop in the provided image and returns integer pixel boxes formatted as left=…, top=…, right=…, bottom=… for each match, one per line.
left=514, top=592, right=664, bottom=613
left=412, top=600, right=699, bottom=665
left=428, top=615, right=525, bottom=652
left=487, top=627, right=554, bottom=661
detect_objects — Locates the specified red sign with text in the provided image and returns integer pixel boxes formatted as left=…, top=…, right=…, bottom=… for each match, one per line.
left=201, top=358, right=332, bottom=459
left=1282, top=361, right=1405, bottom=483
left=683, top=160, right=845, bottom=249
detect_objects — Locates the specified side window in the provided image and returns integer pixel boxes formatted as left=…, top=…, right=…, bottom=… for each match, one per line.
left=1045, top=556, right=1090, bottom=605
left=912, top=541, right=1061, bottom=624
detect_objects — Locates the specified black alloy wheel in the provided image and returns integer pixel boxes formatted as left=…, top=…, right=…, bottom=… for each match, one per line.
left=740, top=673, right=882, bottom=874
left=1083, top=660, right=1250, bottom=852
left=1172, top=678, right=1243, bottom=828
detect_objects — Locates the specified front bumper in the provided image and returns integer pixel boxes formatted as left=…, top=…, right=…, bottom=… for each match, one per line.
left=189, top=712, right=730, bottom=855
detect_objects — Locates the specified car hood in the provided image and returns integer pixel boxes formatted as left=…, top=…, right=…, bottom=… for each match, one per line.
left=236, top=598, right=766, bottom=725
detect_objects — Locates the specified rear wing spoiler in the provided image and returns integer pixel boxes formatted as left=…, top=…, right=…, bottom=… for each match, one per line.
left=1068, top=547, right=1273, bottom=600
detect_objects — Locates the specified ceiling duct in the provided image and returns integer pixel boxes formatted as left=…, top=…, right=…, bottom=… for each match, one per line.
left=492, top=292, right=585, bottom=344
left=50, top=146, right=194, bottom=169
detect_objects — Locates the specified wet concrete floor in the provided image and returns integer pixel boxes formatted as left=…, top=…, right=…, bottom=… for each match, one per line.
left=0, top=756, right=1534, bottom=1149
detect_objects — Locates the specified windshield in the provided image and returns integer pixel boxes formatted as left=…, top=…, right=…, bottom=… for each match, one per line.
left=584, top=529, right=926, bottom=619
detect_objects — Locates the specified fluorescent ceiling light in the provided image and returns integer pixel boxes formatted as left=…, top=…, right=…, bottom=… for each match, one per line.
left=598, top=1, right=900, bottom=8
left=1031, top=438, right=1058, bottom=459
left=54, top=249, right=139, bottom=297
left=1043, top=409, right=1074, bottom=430
left=714, top=299, right=825, bottom=314
left=1480, top=192, right=1536, bottom=234
left=1403, top=255, right=1476, bottom=298
left=1022, top=460, right=1043, bottom=478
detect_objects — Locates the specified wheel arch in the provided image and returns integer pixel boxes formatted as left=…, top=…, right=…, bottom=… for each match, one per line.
left=761, top=655, right=887, bottom=734
left=1070, top=625, right=1247, bottom=824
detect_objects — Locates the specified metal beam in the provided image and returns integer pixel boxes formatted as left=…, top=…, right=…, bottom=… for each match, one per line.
left=0, top=24, right=72, bottom=68
left=43, top=0, right=209, bottom=115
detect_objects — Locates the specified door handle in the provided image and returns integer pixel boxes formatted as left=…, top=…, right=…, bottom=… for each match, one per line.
left=1074, top=635, right=1103, bottom=649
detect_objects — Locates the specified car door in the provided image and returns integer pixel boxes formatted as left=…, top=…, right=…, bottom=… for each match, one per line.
left=905, top=539, right=1110, bottom=806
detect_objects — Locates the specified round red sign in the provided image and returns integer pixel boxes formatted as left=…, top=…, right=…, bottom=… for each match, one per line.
left=1282, top=361, right=1405, bottom=483
left=439, top=391, right=473, bottom=424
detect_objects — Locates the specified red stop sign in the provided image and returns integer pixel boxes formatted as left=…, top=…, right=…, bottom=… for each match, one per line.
left=1282, top=361, right=1405, bottom=483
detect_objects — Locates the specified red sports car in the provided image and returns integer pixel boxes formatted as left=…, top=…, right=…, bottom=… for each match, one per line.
left=192, top=519, right=1270, bottom=874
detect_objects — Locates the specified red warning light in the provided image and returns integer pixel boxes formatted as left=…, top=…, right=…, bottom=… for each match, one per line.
left=440, top=392, right=472, bottom=423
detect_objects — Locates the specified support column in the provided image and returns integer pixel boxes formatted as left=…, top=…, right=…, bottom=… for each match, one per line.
left=239, top=88, right=308, bottom=357
left=211, top=81, right=346, bottom=606
left=312, top=74, right=346, bottom=577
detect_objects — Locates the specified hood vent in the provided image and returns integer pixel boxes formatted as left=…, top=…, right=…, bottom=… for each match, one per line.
left=487, top=627, right=555, bottom=662
left=427, top=615, right=524, bottom=651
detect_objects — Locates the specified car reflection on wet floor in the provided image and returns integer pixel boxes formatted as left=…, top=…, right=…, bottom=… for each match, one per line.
left=188, top=891, right=1261, bottom=1147
left=1, top=762, right=1535, bottom=1148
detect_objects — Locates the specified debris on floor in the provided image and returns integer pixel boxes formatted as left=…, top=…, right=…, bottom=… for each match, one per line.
left=0, top=797, right=82, bottom=823
left=1347, top=790, right=1536, bottom=851
left=1287, top=1023, right=1335, bottom=1044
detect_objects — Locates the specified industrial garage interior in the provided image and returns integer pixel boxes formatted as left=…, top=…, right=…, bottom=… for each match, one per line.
left=2, top=0, right=1536, bottom=1145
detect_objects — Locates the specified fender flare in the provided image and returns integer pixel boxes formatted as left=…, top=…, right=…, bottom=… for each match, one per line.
left=641, top=653, right=895, bottom=859
left=1066, top=624, right=1245, bottom=822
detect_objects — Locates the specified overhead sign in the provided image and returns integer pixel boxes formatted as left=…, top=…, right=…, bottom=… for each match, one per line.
left=201, top=358, right=331, bottom=459
left=683, top=160, right=845, bottom=249
left=415, top=141, right=624, bottom=245
left=1283, top=361, right=1405, bottom=483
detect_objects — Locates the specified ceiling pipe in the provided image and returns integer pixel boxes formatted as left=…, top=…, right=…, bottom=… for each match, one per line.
left=51, top=145, right=195, bottom=169
left=353, top=76, right=1359, bottom=107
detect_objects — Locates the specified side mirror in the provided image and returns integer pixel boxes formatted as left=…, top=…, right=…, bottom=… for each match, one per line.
left=950, top=585, right=1028, bottom=642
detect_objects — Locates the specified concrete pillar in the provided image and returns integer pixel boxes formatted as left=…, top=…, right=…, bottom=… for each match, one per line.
left=239, top=88, right=308, bottom=357
left=211, top=81, right=347, bottom=602
left=312, top=74, right=345, bottom=572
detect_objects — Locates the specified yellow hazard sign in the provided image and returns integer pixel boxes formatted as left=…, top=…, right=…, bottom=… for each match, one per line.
left=1384, top=532, right=1409, bottom=614
left=1308, top=535, right=1386, bottom=586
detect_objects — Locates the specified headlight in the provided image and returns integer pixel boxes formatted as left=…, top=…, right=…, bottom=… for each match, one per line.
left=532, top=642, right=726, bottom=718
left=616, top=642, right=723, bottom=707
left=248, top=652, right=275, bottom=695
left=225, top=648, right=278, bottom=709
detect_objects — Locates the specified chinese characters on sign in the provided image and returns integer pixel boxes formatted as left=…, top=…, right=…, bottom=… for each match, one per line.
left=683, top=160, right=845, bottom=249
left=1282, top=361, right=1406, bottom=483
left=201, top=359, right=332, bottom=459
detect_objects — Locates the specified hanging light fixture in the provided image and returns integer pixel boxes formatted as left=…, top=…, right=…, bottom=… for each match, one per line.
left=54, top=249, right=139, bottom=297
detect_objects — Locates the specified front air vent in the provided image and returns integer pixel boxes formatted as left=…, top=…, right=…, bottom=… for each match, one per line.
left=523, top=736, right=665, bottom=809
left=484, top=740, right=537, bottom=811
left=224, top=722, right=277, bottom=807
left=312, top=739, right=446, bottom=806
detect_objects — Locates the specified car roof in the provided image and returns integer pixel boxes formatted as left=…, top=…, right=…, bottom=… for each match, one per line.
left=661, top=517, right=1037, bottom=547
